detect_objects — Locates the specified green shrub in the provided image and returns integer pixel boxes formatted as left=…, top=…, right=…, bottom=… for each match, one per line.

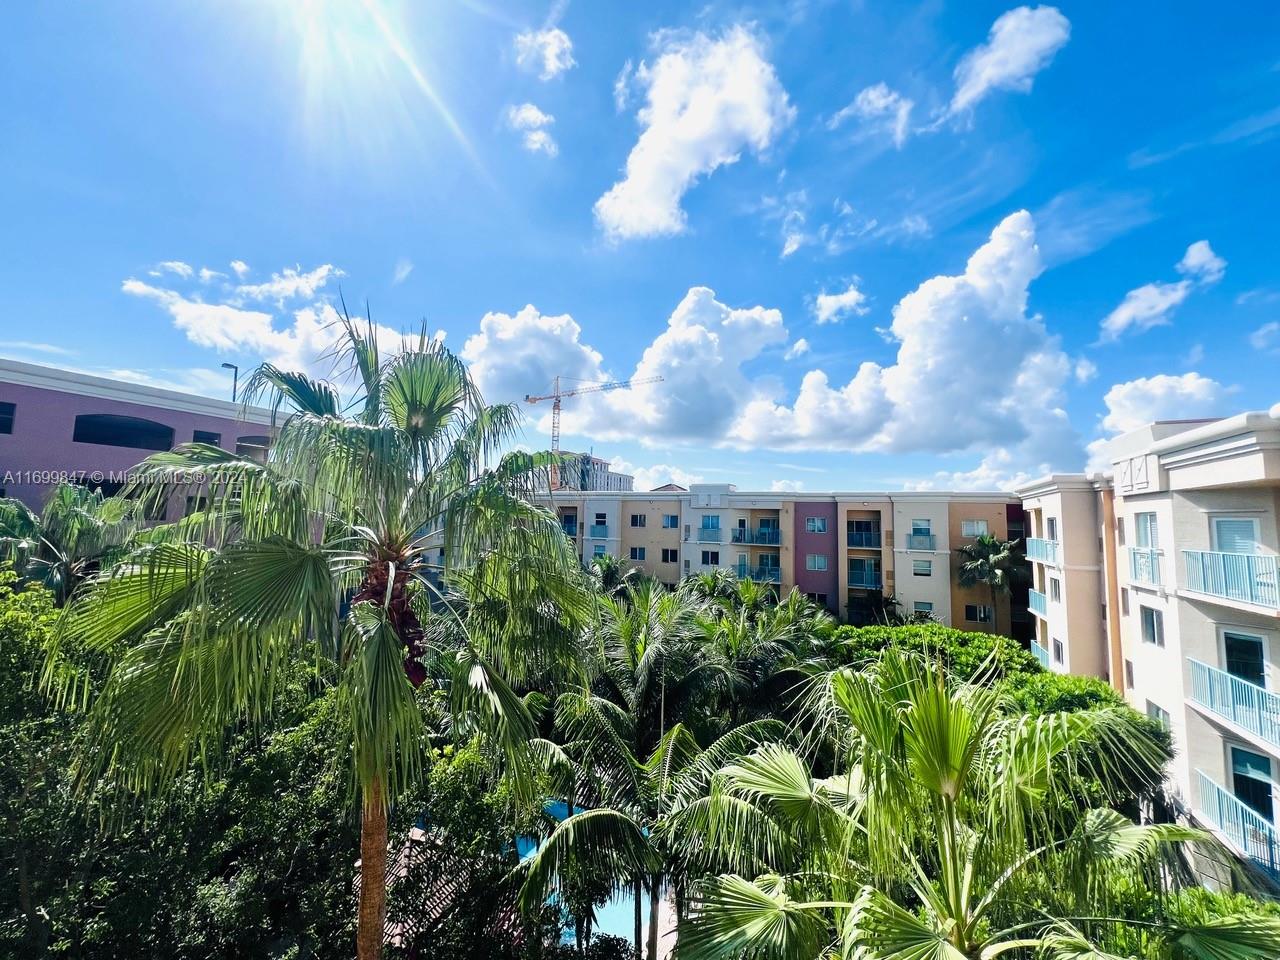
left=999, top=670, right=1125, bottom=714
left=828, top=623, right=1040, bottom=680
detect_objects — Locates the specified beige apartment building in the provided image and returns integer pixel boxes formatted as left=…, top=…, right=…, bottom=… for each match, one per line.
left=1016, top=407, right=1280, bottom=888
left=546, top=484, right=1027, bottom=635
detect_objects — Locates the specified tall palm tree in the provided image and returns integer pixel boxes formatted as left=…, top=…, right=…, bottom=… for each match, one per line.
left=674, top=651, right=1280, bottom=959
left=956, top=533, right=1025, bottom=633
left=41, top=323, right=588, bottom=960
left=0, top=483, right=142, bottom=603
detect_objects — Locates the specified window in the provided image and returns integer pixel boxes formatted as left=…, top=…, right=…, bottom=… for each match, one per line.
left=595, top=513, right=607, bottom=526
left=72, top=413, right=174, bottom=451
left=961, top=519, right=989, bottom=537
left=193, top=430, right=221, bottom=446
left=1116, top=517, right=1126, bottom=546
left=805, top=554, right=828, bottom=571
left=849, top=557, right=881, bottom=587
left=630, top=514, right=646, bottom=528
left=805, top=592, right=829, bottom=606
left=1049, top=577, right=1061, bottom=602
left=914, top=601, right=934, bottom=614
left=1135, top=512, right=1159, bottom=549
left=1121, top=588, right=1130, bottom=615
left=965, top=604, right=993, bottom=623
left=701, top=514, right=720, bottom=530
left=1232, top=747, right=1274, bottom=820
left=1214, top=517, right=1260, bottom=554
left=184, top=495, right=208, bottom=516
left=662, top=514, right=679, bottom=528
left=593, top=544, right=606, bottom=558
left=1140, top=606, right=1164, bottom=647
left=1046, top=517, right=1058, bottom=541
left=0, top=401, right=14, bottom=434
left=1052, top=638, right=1064, bottom=663
left=236, top=435, right=271, bottom=461
left=912, top=559, right=932, bottom=577
left=1145, top=700, right=1170, bottom=729
left=701, top=550, right=719, bottom=565
left=1224, top=632, right=1266, bottom=687
left=629, top=547, right=646, bottom=561
left=1124, top=659, right=1135, bottom=689
left=805, top=517, right=827, bottom=533
left=911, top=518, right=931, bottom=536
left=661, top=548, right=678, bottom=564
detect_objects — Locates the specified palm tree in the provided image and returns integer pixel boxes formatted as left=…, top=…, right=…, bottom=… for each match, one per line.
left=956, top=533, right=1025, bottom=633
left=0, top=484, right=142, bottom=602
left=674, top=651, right=1280, bottom=959
left=41, top=323, right=589, bottom=960
left=589, top=553, right=640, bottom=598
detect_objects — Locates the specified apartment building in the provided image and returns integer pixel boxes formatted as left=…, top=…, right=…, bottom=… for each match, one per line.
left=1017, top=408, right=1280, bottom=887
left=0, top=357, right=273, bottom=519
left=557, top=451, right=634, bottom=492
left=546, top=484, right=1027, bottom=633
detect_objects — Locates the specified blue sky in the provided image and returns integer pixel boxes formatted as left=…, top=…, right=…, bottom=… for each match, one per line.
left=3, top=1, right=1278, bottom=491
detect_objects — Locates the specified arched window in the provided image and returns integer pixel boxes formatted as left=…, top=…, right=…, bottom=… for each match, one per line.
left=72, top=414, right=174, bottom=450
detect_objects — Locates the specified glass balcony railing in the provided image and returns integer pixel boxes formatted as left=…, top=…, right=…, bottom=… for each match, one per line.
left=1026, top=537, right=1059, bottom=565
left=731, top=528, right=782, bottom=545
left=736, top=563, right=780, bottom=583
left=1195, top=770, right=1280, bottom=879
left=588, top=524, right=608, bottom=538
left=1028, top=589, right=1048, bottom=617
left=1189, top=659, right=1280, bottom=747
left=696, top=527, right=723, bottom=543
left=1184, top=551, right=1279, bottom=608
left=1129, top=547, right=1161, bottom=586
left=906, top=533, right=936, bottom=550
left=1030, top=639, right=1050, bottom=669
left=847, top=531, right=881, bottom=548
left=847, top=570, right=882, bottom=589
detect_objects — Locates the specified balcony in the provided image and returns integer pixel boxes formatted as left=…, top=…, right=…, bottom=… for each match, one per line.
left=731, top=528, right=782, bottom=545
left=906, top=533, right=936, bottom=550
left=1189, top=659, right=1280, bottom=748
left=1129, top=547, right=1161, bottom=586
left=588, top=524, right=608, bottom=538
left=1026, top=538, right=1059, bottom=565
left=561, top=522, right=578, bottom=537
left=1183, top=550, right=1279, bottom=608
left=847, top=570, right=882, bottom=589
left=847, top=530, right=882, bottom=548
left=1029, top=589, right=1048, bottom=618
left=695, top=527, right=723, bottom=543
left=736, top=563, right=780, bottom=583
left=1030, top=639, right=1050, bottom=669
left=1195, top=770, right=1280, bottom=879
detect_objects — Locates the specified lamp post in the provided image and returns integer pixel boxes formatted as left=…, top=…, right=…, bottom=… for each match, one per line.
left=221, top=362, right=239, bottom=403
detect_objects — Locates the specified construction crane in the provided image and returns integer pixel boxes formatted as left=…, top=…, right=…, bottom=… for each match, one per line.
left=525, top=374, right=663, bottom=487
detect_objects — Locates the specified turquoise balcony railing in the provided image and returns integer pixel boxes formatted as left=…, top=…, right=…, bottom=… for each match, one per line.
left=1030, top=639, right=1050, bottom=669
left=588, top=524, right=608, bottom=538
left=1129, top=547, right=1161, bottom=586
left=1196, top=770, right=1280, bottom=879
left=1029, top=589, right=1048, bottom=617
left=696, top=527, right=723, bottom=543
left=906, top=533, right=936, bottom=550
left=1184, top=550, right=1279, bottom=608
left=847, top=570, right=882, bottom=589
left=736, top=563, right=781, bottom=583
left=1189, top=659, right=1280, bottom=747
left=847, top=530, right=881, bottom=548
left=731, top=528, right=782, bottom=545
left=1026, top=537, right=1059, bottom=565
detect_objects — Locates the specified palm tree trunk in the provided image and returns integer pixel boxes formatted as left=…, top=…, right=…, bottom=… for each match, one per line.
left=356, top=779, right=388, bottom=960
left=646, top=875, right=661, bottom=960
left=633, top=875, right=643, bottom=960
left=990, top=583, right=998, bottom=634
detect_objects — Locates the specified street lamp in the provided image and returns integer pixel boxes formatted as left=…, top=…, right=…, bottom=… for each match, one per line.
left=221, top=362, right=239, bottom=403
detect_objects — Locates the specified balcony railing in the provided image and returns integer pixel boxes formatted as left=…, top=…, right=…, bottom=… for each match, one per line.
left=696, top=527, right=723, bottom=543
left=731, top=528, right=782, bottom=545
left=847, top=531, right=882, bottom=548
left=906, top=533, right=936, bottom=550
left=1183, top=551, right=1279, bottom=608
left=1029, top=589, right=1048, bottom=617
left=561, top=523, right=578, bottom=537
left=588, top=524, right=608, bottom=538
left=1129, top=547, right=1161, bottom=586
left=1030, top=639, right=1050, bottom=669
left=847, top=570, right=882, bottom=589
left=1189, top=659, right=1280, bottom=748
left=736, top=563, right=781, bottom=583
left=1026, top=537, right=1059, bottom=565
left=1196, top=770, right=1280, bottom=879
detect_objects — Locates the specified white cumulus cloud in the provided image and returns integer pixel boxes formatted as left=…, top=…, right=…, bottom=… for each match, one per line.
left=230, top=259, right=250, bottom=278
left=813, top=280, right=870, bottom=324
left=947, top=5, right=1071, bottom=118
left=610, top=457, right=703, bottom=491
left=460, top=305, right=606, bottom=406
left=828, top=82, right=914, bottom=146
left=234, top=264, right=343, bottom=306
left=770, top=479, right=803, bottom=492
left=514, top=27, right=575, bottom=80
left=784, top=338, right=810, bottom=360
left=1099, top=240, right=1225, bottom=342
left=1177, top=239, right=1227, bottom=284
left=1098, top=372, right=1233, bottom=435
left=505, top=102, right=558, bottom=156
left=594, top=26, right=794, bottom=240
left=151, top=260, right=194, bottom=279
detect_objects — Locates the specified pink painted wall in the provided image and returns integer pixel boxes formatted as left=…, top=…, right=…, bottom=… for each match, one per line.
left=792, top=500, right=838, bottom=612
